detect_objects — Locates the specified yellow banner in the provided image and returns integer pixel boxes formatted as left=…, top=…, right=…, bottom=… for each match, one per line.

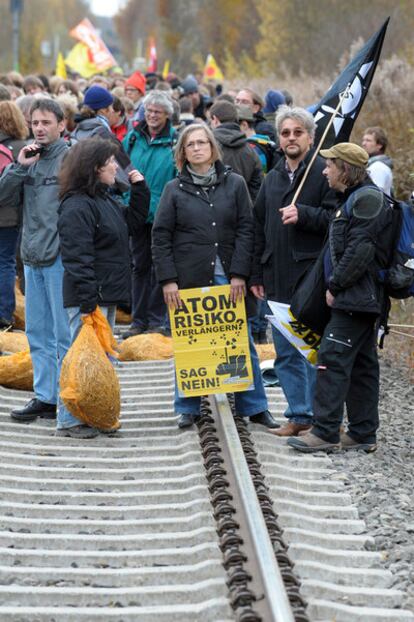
left=55, top=52, right=67, bottom=79
left=170, top=285, right=253, bottom=397
left=162, top=59, right=170, bottom=80
left=203, top=53, right=224, bottom=81
left=69, top=18, right=116, bottom=72
left=65, top=42, right=99, bottom=79
left=266, top=301, right=321, bottom=365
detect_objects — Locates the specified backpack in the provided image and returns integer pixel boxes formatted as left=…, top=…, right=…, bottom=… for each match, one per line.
left=0, top=144, right=13, bottom=174
left=379, top=197, right=414, bottom=298
left=247, top=136, right=276, bottom=173
left=344, top=185, right=414, bottom=299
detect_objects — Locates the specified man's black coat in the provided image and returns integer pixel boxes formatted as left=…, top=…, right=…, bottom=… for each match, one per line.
left=251, top=149, right=336, bottom=303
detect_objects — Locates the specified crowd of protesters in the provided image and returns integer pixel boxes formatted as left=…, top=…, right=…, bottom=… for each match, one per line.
left=0, top=67, right=401, bottom=451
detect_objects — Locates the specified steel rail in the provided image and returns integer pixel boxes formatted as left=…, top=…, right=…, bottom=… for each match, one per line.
left=212, top=392, right=295, bottom=622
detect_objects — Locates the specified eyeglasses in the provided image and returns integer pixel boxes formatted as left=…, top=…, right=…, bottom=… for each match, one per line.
left=146, top=108, right=165, bottom=116
left=280, top=129, right=306, bottom=138
left=185, top=139, right=210, bottom=150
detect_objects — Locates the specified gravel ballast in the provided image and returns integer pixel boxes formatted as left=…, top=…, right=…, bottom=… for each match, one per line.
left=330, top=354, right=414, bottom=613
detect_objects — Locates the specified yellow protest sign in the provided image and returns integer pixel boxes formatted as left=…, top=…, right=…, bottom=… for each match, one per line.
left=169, top=285, right=253, bottom=397
left=266, top=301, right=321, bottom=365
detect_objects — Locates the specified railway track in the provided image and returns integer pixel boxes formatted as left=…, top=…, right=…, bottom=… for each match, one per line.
left=0, top=354, right=413, bottom=621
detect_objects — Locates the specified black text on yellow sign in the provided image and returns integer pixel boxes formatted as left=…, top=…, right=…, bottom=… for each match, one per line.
left=169, top=285, right=254, bottom=397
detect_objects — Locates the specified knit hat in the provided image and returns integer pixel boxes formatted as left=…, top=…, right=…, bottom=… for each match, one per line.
left=320, top=143, right=369, bottom=168
left=263, top=89, right=285, bottom=113
left=181, top=76, right=199, bottom=95
left=84, top=86, right=114, bottom=111
left=125, top=71, right=146, bottom=95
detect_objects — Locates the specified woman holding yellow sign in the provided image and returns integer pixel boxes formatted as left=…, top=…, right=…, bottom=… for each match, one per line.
left=152, top=123, right=278, bottom=430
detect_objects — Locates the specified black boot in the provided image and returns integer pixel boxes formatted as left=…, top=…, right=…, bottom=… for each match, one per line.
left=249, top=410, right=280, bottom=429
left=11, top=398, right=57, bottom=423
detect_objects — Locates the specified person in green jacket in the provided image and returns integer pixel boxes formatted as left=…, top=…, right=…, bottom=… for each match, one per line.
left=122, top=90, right=177, bottom=338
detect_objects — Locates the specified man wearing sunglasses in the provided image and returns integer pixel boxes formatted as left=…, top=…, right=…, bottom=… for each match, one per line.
left=250, top=106, right=336, bottom=437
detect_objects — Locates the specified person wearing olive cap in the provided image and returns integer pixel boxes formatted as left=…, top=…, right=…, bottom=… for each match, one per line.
left=288, top=142, right=393, bottom=454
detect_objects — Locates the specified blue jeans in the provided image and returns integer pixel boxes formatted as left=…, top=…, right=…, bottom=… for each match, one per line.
left=24, top=257, right=71, bottom=427
left=62, top=305, right=117, bottom=429
left=0, top=227, right=19, bottom=322
left=271, top=325, right=316, bottom=424
left=250, top=298, right=268, bottom=334
left=174, top=275, right=268, bottom=417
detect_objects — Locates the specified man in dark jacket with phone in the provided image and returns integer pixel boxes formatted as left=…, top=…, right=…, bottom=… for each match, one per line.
left=288, top=143, right=393, bottom=453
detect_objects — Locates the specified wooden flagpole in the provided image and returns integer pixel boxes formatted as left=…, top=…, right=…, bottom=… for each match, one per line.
left=290, top=83, right=352, bottom=205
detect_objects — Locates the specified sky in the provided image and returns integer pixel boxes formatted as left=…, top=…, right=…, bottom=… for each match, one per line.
left=89, top=0, right=126, bottom=17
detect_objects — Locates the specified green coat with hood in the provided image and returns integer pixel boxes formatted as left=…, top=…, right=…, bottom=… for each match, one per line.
left=123, top=120, right=176, bottom=224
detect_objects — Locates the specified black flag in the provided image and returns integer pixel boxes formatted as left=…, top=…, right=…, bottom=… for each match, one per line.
left=313, top=18, right=389, bottom=148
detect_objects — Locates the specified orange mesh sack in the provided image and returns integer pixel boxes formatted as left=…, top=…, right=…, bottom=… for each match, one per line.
left=119, top=333, right=173, bottom=361
left=255, top=343, right=276, bottom=362
left=60, top=308, right=120, bottom=431
left=0, top=350, right=33, bottom=390
left=13, top=283, right=25, bottom=330
left=0, top=331, right=29, bottom=354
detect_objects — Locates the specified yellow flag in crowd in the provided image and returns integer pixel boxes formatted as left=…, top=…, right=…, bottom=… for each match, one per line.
left=203, top=54, right=224, bottom=81
left=70, top=19, right=117, bottom=71
left=162, top=60, right=170, bottom=80
left=55, top=52, right=67, bottom=79
left=65, top=42, right=99, bottom=79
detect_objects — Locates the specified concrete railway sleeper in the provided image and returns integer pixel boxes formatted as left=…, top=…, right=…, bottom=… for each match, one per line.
left=0, top=356, right=412, bottom=621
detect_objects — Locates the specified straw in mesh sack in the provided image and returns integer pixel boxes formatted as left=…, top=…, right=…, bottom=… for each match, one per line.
left=0, top=350, right=33, bottom=390
left=60, top=323, right=121, bottom=432
left=13, top=283, right=25, bottom=330
left=255, top=343, right=276, bottom=362
left=119, top=333, right=174, bottom=361
left=0, top=331, right=29, bottom=354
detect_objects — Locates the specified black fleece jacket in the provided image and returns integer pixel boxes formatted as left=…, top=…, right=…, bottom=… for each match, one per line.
left=58, top=180, right=150, bottom=312
left=327, top=179, right=393, bottom=315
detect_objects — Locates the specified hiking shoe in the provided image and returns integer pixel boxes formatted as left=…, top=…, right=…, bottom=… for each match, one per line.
left=11, top=398, right=56, bottom=423
left=341, top=432, right=377, bottom=453
left=55, top=425, right=100, bottom=439
left=287, top=431, right=340, bottom=453
left=177, top=413, right=196, bottom=428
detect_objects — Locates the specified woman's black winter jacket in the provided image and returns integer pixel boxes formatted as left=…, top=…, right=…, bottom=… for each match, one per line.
left=152, top=161, right=254, bottom=288
left=327, top=180, right=393, bottom=315
left=58, top=181, right=150, bottom=313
